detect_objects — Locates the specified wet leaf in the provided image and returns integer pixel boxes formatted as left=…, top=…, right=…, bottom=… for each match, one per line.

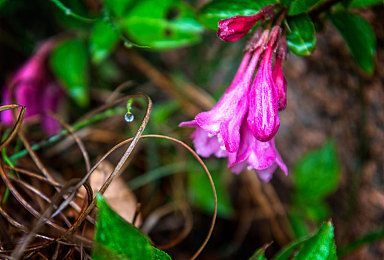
left=286, top=13, right=316, bottom=56
left=50, top=39, right=89, bottom=106
left=123, top=0, right=203, bottom=49
left=329, top=11, right=375, bottom=74
left=198, top=0, right=276, bottom=30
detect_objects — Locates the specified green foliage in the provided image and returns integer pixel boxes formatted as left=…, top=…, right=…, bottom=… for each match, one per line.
left=293, top=141, right=341, bottom=203
left=198, top=0, right=276, bottom=30
left=93, top=194, right=171, bottom=260
left=286, top=14, right=316, bottom=56
left=90, top=19, right=120, bottom=64
left=50, top=39, right=89, bottom=106
left=290, top=141, right=341, bottom=237
left=288, top=0, right=322, bottom=15
left=345, top=0, right=384, bottom=8
left=102, top=0, right=134, bottom=16
left=274, top=221, right=337, bottom=260
left=188, top=160, right=234, bottom=218
left=122, top=0, right=203, bottom=49
left=329, top=11, right=376, bottom=74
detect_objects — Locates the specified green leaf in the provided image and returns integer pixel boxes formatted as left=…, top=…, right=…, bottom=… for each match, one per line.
left=123, top=0, right=203, bottom=49
left=294, top=221, right=336, bottom=260
left=93, top=194, right=172, bottom=260
left=329, top=11, right=375, bottom=74
left=293, top=140, right=341, bottom=203
left=0, top=0, right=7, bottom=8
left=50, top=39, right=89, bottom=106
left=153, top=247, right=172, bottom=260
left=288, top=0, right=322, bottom=15
left=198, top=0, right=276, bottom=30
left=286, top=14, right=316, bottom=56
left=279, top=0, right=294, bottom=7
left=188, top=160, right=234, bottom=218
left=90, top=19, right=120, bottom=64
left=102, top=0, right=134, bottom=16
left=274, top=221, right=336, bottom=260
left=347, top=0, right=383, bottom=8
left=249, top=243, right=271, bottom=260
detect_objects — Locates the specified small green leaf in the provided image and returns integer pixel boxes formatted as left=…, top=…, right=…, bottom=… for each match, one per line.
left=274, top=221, right=336, bottom=260
left=188, top=160, right=234, bottom=218
left=288, top=0, right=322, bottom=15
left=93, top=194, right=153, bottom=259
left=50, top=39, right=89, bottom=106
left=93, top=194, right=172, bottom=260
left=102, top=0, right=134, bottom=16
left=293, top=140, right=341, bottom=203
left=294, top=221, right=336, bottom=260
left=347, top=0, right=383, bottom=8
left=198, top=0, right=276, bottom=30
left=329, top=11, right=375, bottom=74
left=90, top=19, right=120, bottom=64
left=286, top=14, right=316, bottom=56
left=123, top=0, right=203, bottom=49
left=249, top=243, right=271, bottom=260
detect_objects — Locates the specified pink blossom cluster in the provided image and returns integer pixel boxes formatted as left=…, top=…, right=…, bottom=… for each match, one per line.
left=180, top=8, right=288, bottom=182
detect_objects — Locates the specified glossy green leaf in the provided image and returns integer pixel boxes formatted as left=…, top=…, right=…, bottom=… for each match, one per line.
left=288, top=0, right=322, bottom=15
left=329, top=11, right=375, bottom=74
left=50, top=39, right=89, bottom=106
left=293, top=140, right=341, bottom=203
left=347, top=0, right=383, bottom=7
left=90, top=19, right=119, bottom=64
left=295, top=221, right=336, bottom=260
left=188, top=160, right=234, bottom=218
left=93, top=194, right=172, bottom=260
left=274, top=221, right=336, bottom=260
left=198, top=0, right=276, bottom=30
left=102, top=0, right=134, bottom=16
left=286, top=14, right=316, bottom=56
left=123, top=0, right=203, bottom=49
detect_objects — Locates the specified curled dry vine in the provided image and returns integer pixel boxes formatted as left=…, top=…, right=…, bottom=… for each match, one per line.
left=0, top=87, right=217, bottom=259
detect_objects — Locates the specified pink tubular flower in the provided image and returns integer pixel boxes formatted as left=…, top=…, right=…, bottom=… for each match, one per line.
left=180, top=49, right=261, bottom=153
left=247, top=26, right=281, bottom=141
left=228, top=117, right=288, bottom=182
left=273, top=36, right=288, bottom=111
left=1, top=40, right=63, bottom=134
left=217, top=5, right=274, bottom=42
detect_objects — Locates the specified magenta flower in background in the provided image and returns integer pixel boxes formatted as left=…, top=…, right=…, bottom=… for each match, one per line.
left=217, top=5, right=274, bottom=42
left=1, top=40, right=63, bottom=134
left=247, top=27, right=281, bottom=142
left=228, top=117, right=288, bottom=182
left=180, top=48, right=261, bottom=153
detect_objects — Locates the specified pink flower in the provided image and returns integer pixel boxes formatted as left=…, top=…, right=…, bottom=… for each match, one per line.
left=273, top=37, right=288, bottom=111
left=217, top=5, right=274, bottom=42
left=228, top=117, right=287, bottom=182
left=247, top=26, right=281, bottom=141
left=1, top=40, right=63, bottom=134
left=180, top=49, right=261, bottom=153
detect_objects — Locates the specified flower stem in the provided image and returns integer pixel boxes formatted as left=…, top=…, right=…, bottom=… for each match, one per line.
left=49, top=0, right=95, bottom=22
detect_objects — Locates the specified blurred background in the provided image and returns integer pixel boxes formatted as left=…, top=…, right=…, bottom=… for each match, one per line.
left=0, top=0, right=383, bottom=259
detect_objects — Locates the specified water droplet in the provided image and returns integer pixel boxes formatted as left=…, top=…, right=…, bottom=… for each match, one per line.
left=65, top=8, right=71, bottom=15
left=220, top=145, right=226, bottom=151
left=247, top=165, right=253, bottom=171
left=124, top=112, right=134, bottom=122
left=207, top=133, right=214, bottom=138
left=124, top=41, right=133, bottom=48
